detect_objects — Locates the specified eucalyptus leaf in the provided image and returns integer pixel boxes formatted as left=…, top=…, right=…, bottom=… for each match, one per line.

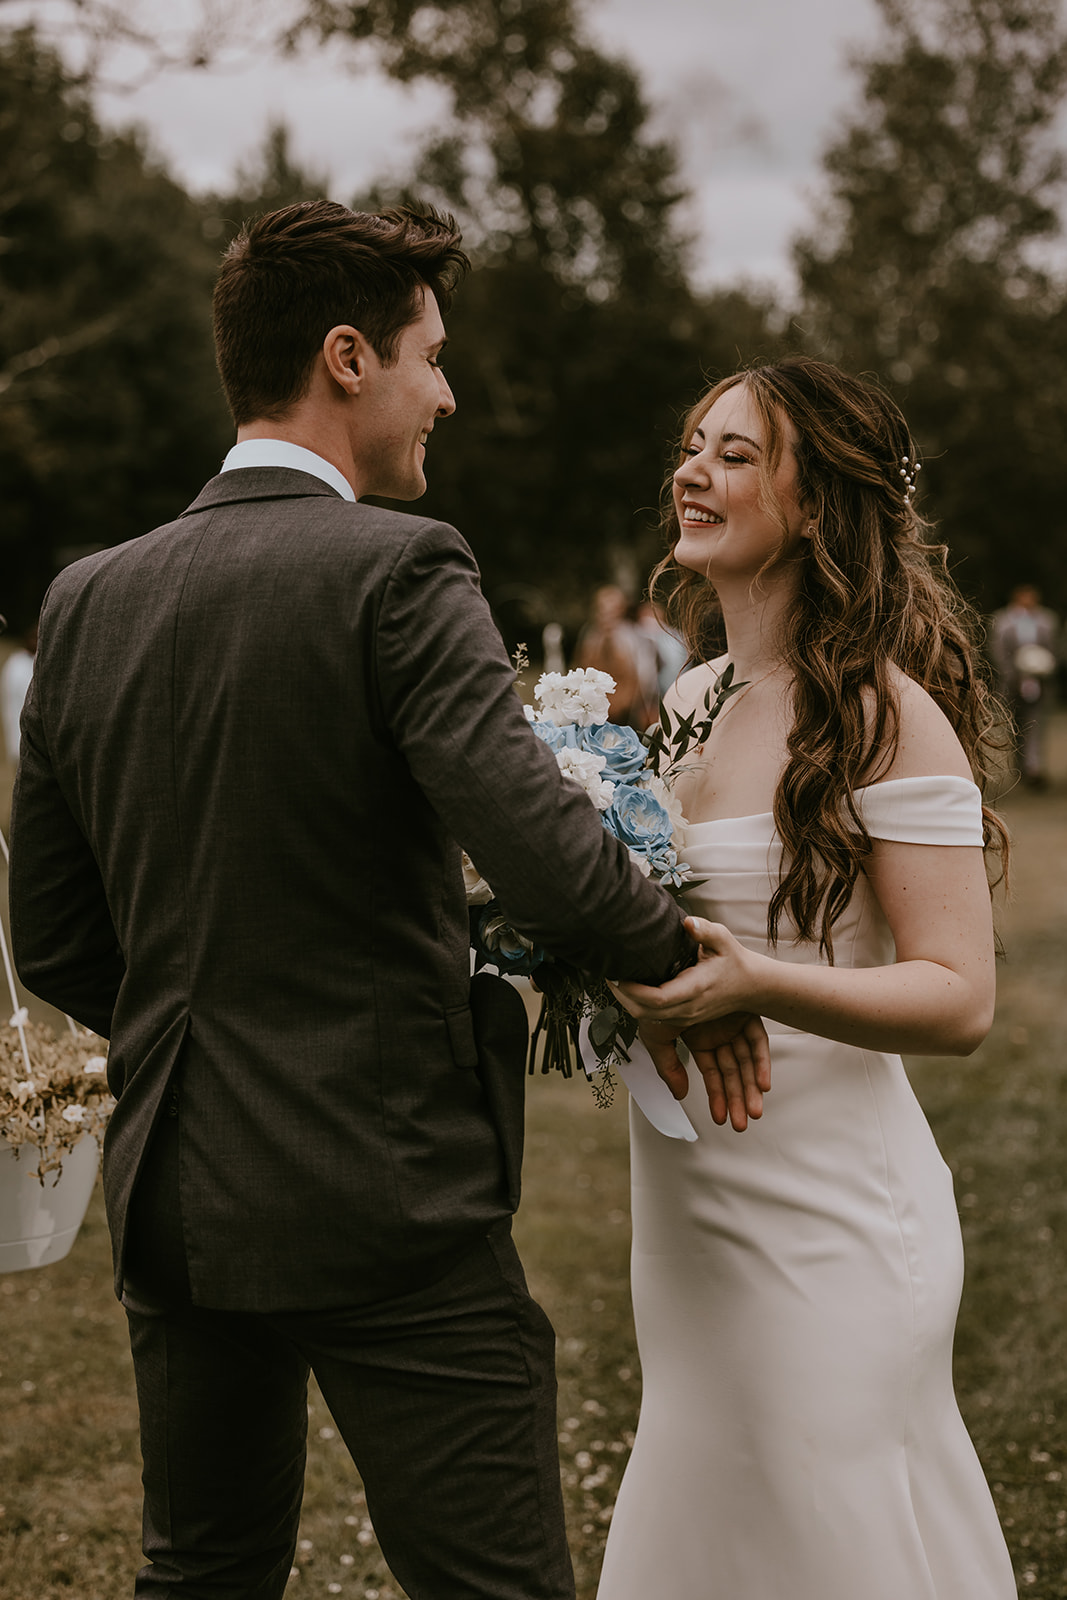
left=617, top=1011, right=639, bottom=1047
left=589, top=1005, right=621, bottom=1053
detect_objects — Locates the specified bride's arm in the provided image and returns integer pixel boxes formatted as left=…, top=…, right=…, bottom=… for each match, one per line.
left=632, top=837, right=993, bottom=1056
left=614, top=679, right=997, bottom=1059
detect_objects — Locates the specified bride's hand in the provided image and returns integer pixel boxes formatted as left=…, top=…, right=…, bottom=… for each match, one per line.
left=613, top=916, right=760, bottom=1028
left=611, top=917, right=772, bottom=1129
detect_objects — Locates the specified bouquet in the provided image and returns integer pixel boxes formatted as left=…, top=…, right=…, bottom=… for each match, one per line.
left=1, top=1009, right=112, bottom=1182
left=466, top=663, right=743, bottom=1103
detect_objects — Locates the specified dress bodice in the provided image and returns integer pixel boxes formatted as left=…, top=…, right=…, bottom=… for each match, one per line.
left=680, top=775, right=983, bottom=977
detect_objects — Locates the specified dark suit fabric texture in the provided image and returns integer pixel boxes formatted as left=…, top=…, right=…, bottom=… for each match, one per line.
left=9, top=468, right=691, bottom=1596
left=10, top=467, right=689, bottom=1311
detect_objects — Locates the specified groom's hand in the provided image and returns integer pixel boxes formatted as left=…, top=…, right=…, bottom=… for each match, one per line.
left=635, top=1014, right=771, bottom=1131
left=685, top=1014, right=771, bottom=1130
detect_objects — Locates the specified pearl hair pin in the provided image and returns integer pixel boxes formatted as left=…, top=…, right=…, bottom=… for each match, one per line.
left=899, top=455, right=921, bottom=502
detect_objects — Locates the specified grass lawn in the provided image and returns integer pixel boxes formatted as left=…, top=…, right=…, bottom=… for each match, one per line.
left=1, top=722, right=1065, bottom=1598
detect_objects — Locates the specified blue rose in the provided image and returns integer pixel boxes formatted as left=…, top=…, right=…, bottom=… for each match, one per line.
left=604, top=784, right=674, bottom=856
left=475, top=908, right=545, bottom=977
left=529, top=719, right=577, bottom=754
left=577, top=722, right=648, bottom=781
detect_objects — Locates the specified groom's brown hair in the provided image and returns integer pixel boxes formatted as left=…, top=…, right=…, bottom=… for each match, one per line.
left=213, top=200, right=468, bottom=425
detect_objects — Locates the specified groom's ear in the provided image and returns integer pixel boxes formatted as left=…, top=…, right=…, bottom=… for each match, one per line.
left=323, top=325, right=371, bottom=396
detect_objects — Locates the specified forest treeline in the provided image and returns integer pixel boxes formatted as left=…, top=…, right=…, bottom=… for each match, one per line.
left=3, top=0, right=1067, bottom=640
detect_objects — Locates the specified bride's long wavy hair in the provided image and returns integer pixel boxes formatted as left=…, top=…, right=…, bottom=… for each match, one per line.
left=650, top=355, right=1009, bottom=959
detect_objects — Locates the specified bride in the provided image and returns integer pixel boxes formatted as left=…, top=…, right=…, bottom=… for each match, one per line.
left=599, top=356, right=1016, bottom=1599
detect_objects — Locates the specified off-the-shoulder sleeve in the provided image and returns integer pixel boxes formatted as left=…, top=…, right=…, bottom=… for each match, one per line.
left=853, top=775, right=984, bottom=846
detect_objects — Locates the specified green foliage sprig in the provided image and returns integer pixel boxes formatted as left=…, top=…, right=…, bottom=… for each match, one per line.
left=643, top=663, right=746, bottom=780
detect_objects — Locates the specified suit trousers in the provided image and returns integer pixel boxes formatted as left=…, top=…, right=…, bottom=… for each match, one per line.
left=122, top=1114, right=575, bottom=1600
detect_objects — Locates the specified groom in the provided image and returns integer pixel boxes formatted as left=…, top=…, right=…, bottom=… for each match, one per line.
left=9, top=200, right=764, bottom=1600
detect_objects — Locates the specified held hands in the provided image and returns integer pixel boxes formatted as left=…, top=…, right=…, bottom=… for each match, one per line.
left=610, top=917, right=772, bottom=1131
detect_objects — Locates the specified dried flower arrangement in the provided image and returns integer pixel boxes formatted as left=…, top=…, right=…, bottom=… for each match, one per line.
left=0, top=1012, right=112, bottom=1182
left=0, top=826, right=113, bottom=1183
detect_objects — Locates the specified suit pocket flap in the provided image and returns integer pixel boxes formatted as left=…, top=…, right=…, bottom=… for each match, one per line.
left=444, top=1003, right=479, bottom=1069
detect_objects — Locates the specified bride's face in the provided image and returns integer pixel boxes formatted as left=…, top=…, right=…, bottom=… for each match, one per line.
left=672, top=386, right=808, bottom=585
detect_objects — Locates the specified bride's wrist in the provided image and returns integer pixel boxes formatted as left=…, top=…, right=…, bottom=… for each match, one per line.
left=742, top=949, right=785, bottom=1018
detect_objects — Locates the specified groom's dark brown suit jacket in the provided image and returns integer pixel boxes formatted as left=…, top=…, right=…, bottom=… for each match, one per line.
left=9, top=467, right=691, bottom=1309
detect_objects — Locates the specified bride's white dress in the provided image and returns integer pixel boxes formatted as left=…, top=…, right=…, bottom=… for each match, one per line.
left=598, top=776, right=1016, bottom=1600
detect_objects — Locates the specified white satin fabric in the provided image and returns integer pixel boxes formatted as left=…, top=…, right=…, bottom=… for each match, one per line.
left=598, top=777, right=1015, bottom=1600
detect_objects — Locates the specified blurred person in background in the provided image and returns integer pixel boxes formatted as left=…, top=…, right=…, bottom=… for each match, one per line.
left=575, top=583, right=659, bottom=730
left=1, top=619, right=37, bottom=762
left=990, top=583, right=1060, bottom=789
left=636, top=597, right=689, bottom=698
left=541, top=619, right=566, bottom=675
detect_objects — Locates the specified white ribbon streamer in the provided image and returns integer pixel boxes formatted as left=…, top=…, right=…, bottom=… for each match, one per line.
left=578, top=1017, right=698, bottom=1141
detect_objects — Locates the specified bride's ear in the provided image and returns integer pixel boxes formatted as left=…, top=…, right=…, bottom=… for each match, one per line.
left=799, top=501, right=821, bottom=540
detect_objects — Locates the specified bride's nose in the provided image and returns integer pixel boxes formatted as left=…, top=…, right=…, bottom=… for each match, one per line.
left=674, top=454, right=708, bottom=489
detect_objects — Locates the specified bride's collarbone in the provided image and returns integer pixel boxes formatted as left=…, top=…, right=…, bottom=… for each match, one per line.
left=674, top=726, right=787, bottom=824
left=678, top=769, right=783, bottom=824
left=670, top=671, right=792, bottom=820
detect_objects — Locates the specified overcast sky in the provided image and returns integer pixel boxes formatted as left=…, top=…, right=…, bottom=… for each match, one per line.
left=0, top=0, right=941, bottom=293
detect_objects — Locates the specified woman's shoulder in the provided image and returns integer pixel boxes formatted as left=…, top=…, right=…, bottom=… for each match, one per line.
left=874, top=666, right=973, bottom=783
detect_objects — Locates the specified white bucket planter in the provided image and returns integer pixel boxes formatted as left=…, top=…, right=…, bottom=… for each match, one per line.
left=0, top=1135, right=99, bottom=1273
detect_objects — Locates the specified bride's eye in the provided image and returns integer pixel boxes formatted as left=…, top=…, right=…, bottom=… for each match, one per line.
left=722, top=452, right=751, bottom=466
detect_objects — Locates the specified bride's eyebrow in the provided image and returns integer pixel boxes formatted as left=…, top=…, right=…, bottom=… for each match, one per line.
left=721, top=431, right=762, bottom=450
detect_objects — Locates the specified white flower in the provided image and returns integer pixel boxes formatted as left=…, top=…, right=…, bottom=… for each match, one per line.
left=461, top=853, right=494, bottom=905
left=83, top=1056, right=108, bottom=1075
left=8, top=1007, right=29, bottom=1028
left=628, top=847, right=653, bottom=876
left=535, top=668, right=615, bottom=728
left=61, top=1105, right=85, bottom=1125
left=556, top=747, right=616, bottom=811
left=643, top=772, right=689, bottom=847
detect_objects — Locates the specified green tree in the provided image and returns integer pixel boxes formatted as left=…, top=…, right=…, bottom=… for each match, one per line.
left=796, top=0, right=1067, bottom=610
left=202, top=120, right=331, bottom=244
left=2, top=1, right=784, bottom=637
left=0, top=25, right=232, bottom=627
left=290, top=0, right=783, bottom=629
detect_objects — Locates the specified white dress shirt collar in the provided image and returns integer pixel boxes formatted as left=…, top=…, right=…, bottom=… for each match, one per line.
left=220, top=439, right=356, bottom=502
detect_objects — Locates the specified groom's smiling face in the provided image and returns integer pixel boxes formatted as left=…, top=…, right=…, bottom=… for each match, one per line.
left=356, top=288, right=456, bottom=501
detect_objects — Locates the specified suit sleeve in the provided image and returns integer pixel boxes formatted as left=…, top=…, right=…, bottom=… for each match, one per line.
left=8, top=635, right=125, bottom=1037
left=374, top=519, right=693, bottom=985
